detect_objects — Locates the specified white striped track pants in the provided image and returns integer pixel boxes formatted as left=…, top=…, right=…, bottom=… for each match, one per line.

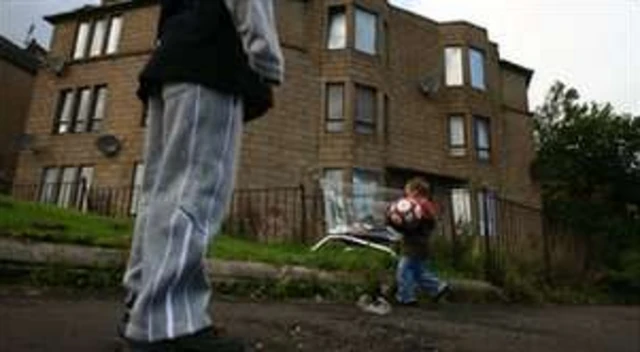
left=122, top=83, right=243, bottom=342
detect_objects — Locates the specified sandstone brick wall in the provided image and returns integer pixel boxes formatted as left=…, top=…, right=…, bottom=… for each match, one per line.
left=15, top=0, right=541, bottom=216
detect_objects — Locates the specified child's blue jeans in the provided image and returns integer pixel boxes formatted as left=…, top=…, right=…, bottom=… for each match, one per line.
left=396, top=256, right=442, bottom=303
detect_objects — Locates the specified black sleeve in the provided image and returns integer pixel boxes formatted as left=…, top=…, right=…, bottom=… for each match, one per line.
left=157, top=0, right=182, bottom=39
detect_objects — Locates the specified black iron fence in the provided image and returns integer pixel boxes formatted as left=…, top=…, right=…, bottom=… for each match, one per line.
left=8, top=182, right=586, bottom=284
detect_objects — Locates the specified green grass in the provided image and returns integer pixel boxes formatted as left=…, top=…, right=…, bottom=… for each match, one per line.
left=0, top=196, right=392, bottom=273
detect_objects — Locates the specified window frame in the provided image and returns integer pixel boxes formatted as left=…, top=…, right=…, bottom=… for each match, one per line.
left=469, top=47, right=487, bottom=91
left=354, top=6, right=378, bottom=55
left=89, top=85, right=108, bottom=133
left=325, top=83, right=346, bottom=133
left=444, top=46, right=464, bottom=87
left=354, top=84, right=377, bottom=135
left=326, top=6, right=347, bottom=50
left=53, top=88, right=75, bottom=134
left=448, top=115, right=467, bottom=157
left=71, top=14, right=124, bottom=61
left=53, top=85, right=108, bottom=135
left=106, top=15, right=124, bottom=55
left=474, top=116, right=492, bottom=162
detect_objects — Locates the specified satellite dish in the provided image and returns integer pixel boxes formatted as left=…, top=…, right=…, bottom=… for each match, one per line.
left=14, top=134, right=40, bottom=154
left=96, top=135, right=122, bottom=157
left=47, top=56, right=66, bottom=76
left=419, top=75, right=440, bottom=96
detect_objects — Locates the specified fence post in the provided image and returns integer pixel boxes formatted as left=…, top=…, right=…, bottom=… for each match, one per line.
left=299, top=183, right=307, bottom=244
left=542, top=217, right=552, bottom=284
left=482, top=194, right=493, bottom=282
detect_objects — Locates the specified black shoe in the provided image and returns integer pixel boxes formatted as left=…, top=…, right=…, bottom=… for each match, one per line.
left=433, top=283, right=451, bottom=303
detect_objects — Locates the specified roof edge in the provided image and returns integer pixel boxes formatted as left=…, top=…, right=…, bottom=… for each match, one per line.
left=45, top=0, right=158, bottom=24
left=500, top=59, right=534, bottom=86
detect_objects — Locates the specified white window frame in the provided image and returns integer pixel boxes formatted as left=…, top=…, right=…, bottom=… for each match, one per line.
left=448, top=115, right=466, bottom=156
left=445, top=47, right=464, bottom=86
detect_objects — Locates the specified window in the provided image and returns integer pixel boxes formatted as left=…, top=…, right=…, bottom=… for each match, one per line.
left=74, top=88, right=92, bottom=133
left=445, top=47, right=464, bottom=86
left=39, top=166, right=94, bottom=209
left=40, top=167, right=61, bottom=203
left=72, top=15, right=123, bottom=60
left=352, top=168, right=380, bottom=221
left=89, top=18, right=109, bottom=57
left=355, top=8, right=377, bottom=55
left=322, top=168, right=346, bottom=232
left=106, top=16, right=124, bottom=55
left=73, top=22, right=91, bottom=59
left=448, top=116, right=466, bottom=156
left=477, top=189, right=497, bottom=236
left=130, top=162, right=145, bottom=215
left=327, top=7, right=346, bottom=50
left=355, top=85, right=377, bottom=134
left=54, top=85, right=108, bottom=134
left=451, top=188, right=472, bottom=234
left=91, top=86, right=108, bottom=132
left=326, top=84, right=345, bottom=132
left=470, top=48, right=486, bottom=90
left=474, top=117, right=491, bottom=161
left=55, top=90, right=75, bottom=134
left=323, top=169, right=344, bottom=187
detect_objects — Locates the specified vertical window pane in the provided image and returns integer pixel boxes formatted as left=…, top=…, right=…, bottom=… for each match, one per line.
left=353, top=169, right=379, bottom=221
left=445, top=47, right=463, bottom=86
left=73, top=22, right=91, bottom=59
left=74, top=88, right=92, bottom=133
left=326, top=84, right=344, bottom=132
left=470, top=48, right=486, bottom=90
left=449, top=116, right=466, bottom=156
left=327, top=8, right=346, bottom=50
left=106, top=16, right=123, bottom=54
left=90, top=86, right=108, bottom=132
left=40, top=168, right=60, bottom=203
left=57, top=90, right=75, bottom=134
left=451, top=188, right=472, bottom=234
left=58, top=167, right=79, bottom=208
left=355, top=9, right=377, bottom=54
left=322, top=168, right=345, bottom=232
left=477, top=190, right=496, bottom=236
left=130, top=163, right=145, bottom=215
left=90, top=19, right=108, bottom=57
left=475, top=117, right=491, bottom=161
left=356, top=86, right=376, bottom=134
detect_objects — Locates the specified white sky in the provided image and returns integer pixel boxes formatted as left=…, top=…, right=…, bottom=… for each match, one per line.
left=1, top=0, right=638, bottom=114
